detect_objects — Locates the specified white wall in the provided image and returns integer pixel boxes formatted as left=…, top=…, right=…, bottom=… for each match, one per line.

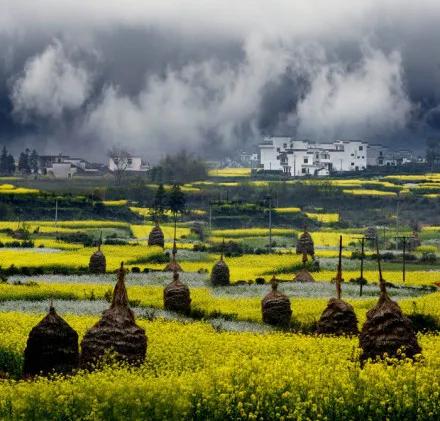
left=259, top=138, right=368, bottom=176
left=47, top=163, right=77, bottom=179
left=108, top=156, right=144, bottom=171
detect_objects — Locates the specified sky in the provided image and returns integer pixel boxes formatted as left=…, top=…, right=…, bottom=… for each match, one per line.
left=1, top=0, right=440, bottom=162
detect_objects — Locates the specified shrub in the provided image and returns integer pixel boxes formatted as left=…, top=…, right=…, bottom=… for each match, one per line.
left=420, top=252, right=437, bottom=264
left=129, top=252, right=169, bottom=264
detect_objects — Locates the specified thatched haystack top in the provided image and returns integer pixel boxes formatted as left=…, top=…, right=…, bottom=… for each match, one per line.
left=296, top=231, right=314, bottom=256
left=89, top=245, right=106, bottom=274
left=163, top=252, right=183, bottom=272
left=190, top=221, right=205, bottom=241
left=359, top=292, right=421, bottom=361
left=262, top=278, right=288, bottom=305
left=210, top=254, right=230, bottom=286
left=293, top=268, right=315, bottom=282
left=261, top=278, right=292, bottom=327
left=164, top=271, right=191, bottom=314
left=164, top=271, right=187, bottom=293
left=317, top=298, right=358, bottom=336
left=23, top=305, right=79, bottom=377
left=148, top=223, right=165, bottom=248
left=80, top=263, right=147, bottom=368
left=164, top=240, right=183, bottom=272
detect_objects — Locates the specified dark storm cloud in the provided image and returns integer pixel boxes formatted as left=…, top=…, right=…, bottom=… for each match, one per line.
left=1, top=0, right=440, bottom=160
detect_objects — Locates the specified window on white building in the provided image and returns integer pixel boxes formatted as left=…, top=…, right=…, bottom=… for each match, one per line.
left=304, top=158, right=308, bottom=163
left=359, top=146, right=363, bottom=151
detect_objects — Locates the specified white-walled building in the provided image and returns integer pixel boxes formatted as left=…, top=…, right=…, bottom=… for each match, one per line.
left=259, top=137, right=368, bottom=176
left=367, top=144, right=418, bottom=167
left=108, top=156, right=149, bottom=173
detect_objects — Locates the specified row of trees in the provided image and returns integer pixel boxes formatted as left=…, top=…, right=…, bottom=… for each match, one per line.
left=151, top=184, right=186, bottom=222
left=0, top=146, right=39, bottom=176
left=149, top=151, right=207, bottom=183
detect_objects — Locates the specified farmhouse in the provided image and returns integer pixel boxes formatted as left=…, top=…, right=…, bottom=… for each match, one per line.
left=108, top=155, right=149, bottom=173
left=259, top=137, right=368, bottom=176
left=40, top=154, right=105, bottom=178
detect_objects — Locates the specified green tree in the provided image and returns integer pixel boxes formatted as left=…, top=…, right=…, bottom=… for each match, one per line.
left=29, top=149, right=39, bottom=174
left=0, top=146, right=8, bottom=175
left=18, top=149, right=31, bottom=175
left=167, top=184, right=186, bottom=239
left=426, top=139, right=440, bottom=170
left=6, top=154, right=15, bottom=175
left=150, top=151, right=207, bottom=183
left=152, top=183, right=167, bottom=220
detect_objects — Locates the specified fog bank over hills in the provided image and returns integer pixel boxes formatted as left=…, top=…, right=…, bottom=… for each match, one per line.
left=1, top=0, right=440, bottom=161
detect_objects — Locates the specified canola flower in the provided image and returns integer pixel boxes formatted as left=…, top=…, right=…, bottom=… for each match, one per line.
left=0, top=220, right=129, bottom=231
left=210, top=227, right=297, bottom=238
left=0, top=313, right=439, bottom=420
left=343, top=189, right=397, bottom=197
left=1, top=280, right=439, bottom=326
left=306, top=212, right=340, bottom=223
left=208, top=167, right=251, bottom=177
left=274, top=207, right=301, bottom=214
left=130, top=224, right=191, bottom=240
left=102, top=200, right=128, bottom=206
left=0, top=184, right=39, bottom=194
left=0, top=244, right=163, bottom=271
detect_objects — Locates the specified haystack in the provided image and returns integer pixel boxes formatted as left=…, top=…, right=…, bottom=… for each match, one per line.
left=164, top=271, right=191, bottom=314
left=148, top=222, right=165, bottom=248
left=210, top=252, right=230, bottom=286
left=317, top=236, right=358, bottom=336
left=293, top=268, right=315, bottom=282
left=296, top=229, right=315, bottom=262
left=89, top=238, right=106, bottom=274
left=23, top=304, right=79, bottom=377
left=359, top=241, right=421, bottom=362
left=261, top=277, right=292, bottom=327
left=191, top=222, right=205, bottom=241
left=80, top=263, right=147, bottom=368
left=163, top=241, right=183, bottom=272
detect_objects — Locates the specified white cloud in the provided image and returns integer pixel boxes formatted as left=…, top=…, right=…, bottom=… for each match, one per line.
left=294, top=48, right=412, bottom=140
left=11, top=41, right=91, bottom=118
left=83, top=36, right=293, bottom=158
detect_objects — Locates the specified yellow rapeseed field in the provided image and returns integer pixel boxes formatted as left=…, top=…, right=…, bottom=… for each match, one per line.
left=208, top=167, right=251, bottom=177
left=0, top=312, right=439, bottom=419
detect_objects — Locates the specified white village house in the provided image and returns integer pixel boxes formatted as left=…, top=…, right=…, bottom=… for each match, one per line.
left=259, top=137, right=368, bottom=176
left=39, top=154, right=105, bottom=179
left=108, top=155, right=149, bottom=173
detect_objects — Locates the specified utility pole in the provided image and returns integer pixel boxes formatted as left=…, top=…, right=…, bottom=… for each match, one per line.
left=266, top=194, right=273, bottom=254
left=354, top=236, right=367, bottom=296
left=394, top=235, right=410, bottom=283
left=55, top=199, right=58, bottom=242
left=336, top=235, right=343, bottom=300
left=395, top=193, right=400, bottom=251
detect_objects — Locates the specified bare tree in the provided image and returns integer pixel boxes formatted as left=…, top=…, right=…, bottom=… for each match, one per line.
left=108, top=146, right=130, bottom=184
